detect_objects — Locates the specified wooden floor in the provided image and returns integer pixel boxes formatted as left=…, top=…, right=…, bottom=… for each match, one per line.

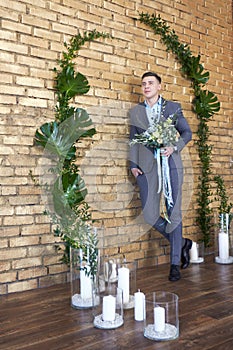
left=1, top=255, right=233, bottom=350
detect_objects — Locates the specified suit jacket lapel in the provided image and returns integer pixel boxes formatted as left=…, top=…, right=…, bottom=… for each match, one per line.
left=135, top=103, right=149, bottom=130
left=160, top=97, right=168, bottom=120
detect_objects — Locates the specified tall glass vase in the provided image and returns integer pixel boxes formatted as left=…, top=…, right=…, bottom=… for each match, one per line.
left=99, top=257, right=136, bottom=310
left=190, top=241, right=204, bottom=264
left=215, top=213, right=233, bottom=264
left=70, top=247, right=99, bottom=309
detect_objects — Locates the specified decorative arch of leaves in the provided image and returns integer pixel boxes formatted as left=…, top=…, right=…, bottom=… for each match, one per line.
left=139, top=12, right=232, bottom=247
left=34, top=16, right=231, bottom=254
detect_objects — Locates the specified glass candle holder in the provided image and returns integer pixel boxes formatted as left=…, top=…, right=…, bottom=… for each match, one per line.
left=215, top=230, right=233, bottom=264
left=190, top=241, right=204, bottom=263
left=103, top=258, right=136, bottom=309
left=70, top=247, right=99, bottom=309
left=93, top=284, right=124, bottom=329
left=144, top=292, right=179, bottom=341
left=215, top=213, right=233, bottom=264
left=103, top=258, right=120, bottom=284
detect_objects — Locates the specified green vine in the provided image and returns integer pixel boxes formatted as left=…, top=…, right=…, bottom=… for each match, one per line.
left=214, top=175, right=233, bottom=215
left=139, top=12, right=224, bottom=246
left=34, top=30, right=110, bottom=276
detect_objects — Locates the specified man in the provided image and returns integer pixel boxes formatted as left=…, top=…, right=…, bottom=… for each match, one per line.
left=129, top=71, right=192, bottom=281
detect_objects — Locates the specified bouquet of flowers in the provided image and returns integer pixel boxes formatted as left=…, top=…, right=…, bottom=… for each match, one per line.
left=129, top=117, right=178, bottom=148
left=130, top=115, right=179, bottom=214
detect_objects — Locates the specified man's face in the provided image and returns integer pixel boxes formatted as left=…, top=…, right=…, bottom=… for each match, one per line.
left=141, top=76, right=161, bottom=100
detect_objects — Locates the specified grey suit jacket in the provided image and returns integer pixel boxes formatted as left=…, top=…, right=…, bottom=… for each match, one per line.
left=129, top=98, right=192, bottom=174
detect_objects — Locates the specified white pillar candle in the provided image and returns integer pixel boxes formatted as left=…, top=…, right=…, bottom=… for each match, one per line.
left=154, top=306, right=165, bottom=332
left=190, top=242, right=198, bottom=261
left=134, top=290, right=145, bottom=321
left=118, top=266, right=130, bottom=304
left=219, top=231, right=229, bottom=260
left=80, top=266, right=92, bottom=300
left=102, top=295, right=116, bottom=322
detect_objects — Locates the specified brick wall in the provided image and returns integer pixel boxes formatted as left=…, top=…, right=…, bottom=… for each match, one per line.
left=0, top=0, right=232, bottom=294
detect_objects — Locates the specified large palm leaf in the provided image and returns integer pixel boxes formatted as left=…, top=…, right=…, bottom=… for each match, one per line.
left=193, top=90, right=220, bottom=120
left=52, top=171, right=88, bottom=218
left=55, top=66, right=90, bottom=100
left=34, top=108, right=96, bottom=160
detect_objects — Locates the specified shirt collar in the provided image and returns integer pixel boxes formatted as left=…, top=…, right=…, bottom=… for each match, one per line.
left=144, top=95, right=162, bottom=109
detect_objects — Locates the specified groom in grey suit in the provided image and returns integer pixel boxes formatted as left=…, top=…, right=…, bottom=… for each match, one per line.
left=129, top=72, right=192, bottom=281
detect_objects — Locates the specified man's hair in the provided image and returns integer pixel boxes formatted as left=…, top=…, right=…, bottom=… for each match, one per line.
left=141, top=71, right=162, bottom=84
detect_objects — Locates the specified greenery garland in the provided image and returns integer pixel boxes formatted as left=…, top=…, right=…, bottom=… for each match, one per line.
left=214, top=175, right=233, bottom=216
left=34, top=30, right=110, bottom=274
left=139, top=12, right=223, bottom=246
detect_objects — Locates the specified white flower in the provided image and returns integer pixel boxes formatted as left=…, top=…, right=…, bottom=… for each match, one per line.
left=130, top=116, right=178, bottom=149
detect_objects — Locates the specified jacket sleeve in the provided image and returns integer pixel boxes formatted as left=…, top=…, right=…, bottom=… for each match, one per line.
left=129, top=109, right=140, bottom=169
left=173, top=103, right=192, bottom=151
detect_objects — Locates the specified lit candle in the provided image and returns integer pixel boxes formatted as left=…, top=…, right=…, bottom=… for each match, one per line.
left=102, top=295, right=116, bottom=322
left=118, top=266, right=130, bottom=304
left=134, top=289, right=145, bottom=321
left=219, top=231, right=229, bottom=260
left=154, top=306, right=165, bottom=332
left=80, top=265, right=92, bottom=300
left=190, top=242, right=198, bottom=261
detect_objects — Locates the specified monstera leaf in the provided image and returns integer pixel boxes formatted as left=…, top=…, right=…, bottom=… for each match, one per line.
left=35, top=121, right=76, bottom=160
left=188, top=55, right=210, bottom=84
left=52, top=171, right=88, bottom=218
left=34, top=108, right=96, bottom=160
left=61, top=107, right=96, bottom=142
left=193, top=90, right=220, bottom=120
left=55, top=66, right=90, bottom=100
left=62, top=171, right=87, bottom=208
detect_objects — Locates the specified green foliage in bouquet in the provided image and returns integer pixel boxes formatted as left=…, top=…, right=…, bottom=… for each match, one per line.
left=129, top=117, right=178, bottom=149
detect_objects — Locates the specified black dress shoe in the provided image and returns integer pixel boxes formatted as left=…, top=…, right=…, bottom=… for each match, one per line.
left=181, top=238, right=192, bottom=269
left=169, top=264, right=181, bottom=282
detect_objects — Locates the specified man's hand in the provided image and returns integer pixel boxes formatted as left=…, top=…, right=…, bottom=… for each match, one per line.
left=161, top=146, right=174, bottom=157
left=131, top=168, right=143, bottom=178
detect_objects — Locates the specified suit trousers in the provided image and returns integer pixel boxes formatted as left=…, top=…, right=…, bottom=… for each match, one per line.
left=136, top=161, right=185, bottom=265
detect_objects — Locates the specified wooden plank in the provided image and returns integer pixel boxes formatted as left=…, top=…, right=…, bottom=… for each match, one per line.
left=1, top=256, right=233, bottom=350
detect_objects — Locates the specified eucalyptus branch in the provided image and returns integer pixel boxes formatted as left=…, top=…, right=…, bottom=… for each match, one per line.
left=54, top=30, right=111, bottom=123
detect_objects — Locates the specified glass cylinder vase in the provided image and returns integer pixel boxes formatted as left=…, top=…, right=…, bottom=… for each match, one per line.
left=215, top=213, right=233, bottom=264
left=70, top=247, right=99, bottom=309
left=102, top=258, right=136, bottom=310
left=144, top=291, right=179, bottom=341
left=190, top=241, right=204, bottom=264
left=93, top=284, right=124, bottom=329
